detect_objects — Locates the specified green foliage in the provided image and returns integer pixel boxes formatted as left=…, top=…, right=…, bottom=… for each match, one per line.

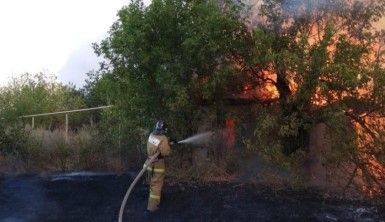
left=250, top=0, right=385, bottom=192
left=92, top=0, right=250, bottom=146
left=0, top=73, right=93, bottom=173
left=82, top=71, right=115, bottom=107
left=0, top=0, right=382, bottom=191
left=0, top=124, right=28, bottom=157
left=251, top=0, right=385, bottom=146
left=0, top=73, right=86, bottom=128
left=85, top=0, right=385, bottom=189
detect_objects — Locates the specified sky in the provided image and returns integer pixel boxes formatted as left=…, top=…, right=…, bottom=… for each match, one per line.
left=0, top=0, right=150, bottom=88
left=0, top=1, right=383, bottom=88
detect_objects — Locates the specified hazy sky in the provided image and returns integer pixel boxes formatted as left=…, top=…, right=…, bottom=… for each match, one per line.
left=0, top=1, right=383, bottom=88
left=0, top=0, right=150, bottom=87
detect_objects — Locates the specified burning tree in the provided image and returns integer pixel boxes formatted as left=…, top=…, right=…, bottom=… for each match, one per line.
left=91, top=0, right=384, bottom=194
left=244, top=0, right=385, bottom=195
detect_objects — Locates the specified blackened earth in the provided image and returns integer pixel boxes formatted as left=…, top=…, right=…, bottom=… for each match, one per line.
left=0, top=172, right=384, bottom=222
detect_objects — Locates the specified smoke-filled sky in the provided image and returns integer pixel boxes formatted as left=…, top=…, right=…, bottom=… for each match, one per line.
left=0, top=0, right=383, bottom=88
left=0, top=0, right=151, bottom=87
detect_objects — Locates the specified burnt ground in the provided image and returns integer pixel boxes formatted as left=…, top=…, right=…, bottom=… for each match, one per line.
left=0, top=172, right=384, bottom=222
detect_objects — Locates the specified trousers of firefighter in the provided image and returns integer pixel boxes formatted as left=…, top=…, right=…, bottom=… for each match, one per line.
left=145, top=132, right=171, bottom=212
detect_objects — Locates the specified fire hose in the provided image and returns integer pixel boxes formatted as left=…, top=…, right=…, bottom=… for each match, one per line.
left=118, top=151, right=160, bottom=222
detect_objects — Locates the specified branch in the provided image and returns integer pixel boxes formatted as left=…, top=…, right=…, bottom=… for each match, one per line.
left=230, top=55, right=277, bottom=86
left=344, top=111, right=378, bottom=140
left=360, top=161, right=385, bottom=192
left=248, top=66, right=277, bottom=85
left=343, top=165, right=358, bottom=197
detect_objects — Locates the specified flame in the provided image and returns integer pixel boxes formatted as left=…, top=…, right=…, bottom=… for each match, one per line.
left=354, top=116, right=385, bottom=196
left=234, top=9, right=385, bottom=195
left=240, top=70, right=280, bottom=101
left=239, top=71, right=385, bottom=197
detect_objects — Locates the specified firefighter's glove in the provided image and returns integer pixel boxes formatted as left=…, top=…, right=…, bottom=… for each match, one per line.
left=169, top=139, right=177, bottom=146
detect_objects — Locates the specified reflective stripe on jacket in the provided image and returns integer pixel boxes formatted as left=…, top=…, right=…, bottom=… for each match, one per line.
left=147, top=133, right=171, bottom=157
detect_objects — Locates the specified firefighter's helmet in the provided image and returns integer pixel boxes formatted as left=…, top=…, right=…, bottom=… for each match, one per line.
left=155, top=120, right=167, bottom=132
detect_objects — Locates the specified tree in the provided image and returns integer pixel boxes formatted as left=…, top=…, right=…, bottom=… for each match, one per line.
left=93, top=0, right=250, bottom=142
left=246, top=0, right=385, bottom=194
left=90, top=0, right=385, bottom=192
left=0, top=73, right=86, bottom=128
left=0, top=73, right=87, bottom=161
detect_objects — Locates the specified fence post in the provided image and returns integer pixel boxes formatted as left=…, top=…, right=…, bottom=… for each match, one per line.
left=65, top=114, right=69, bottom=142
left=19, top=106, right=114, bottom=140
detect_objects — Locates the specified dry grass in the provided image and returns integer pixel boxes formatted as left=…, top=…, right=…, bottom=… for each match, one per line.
left=0, top=126, right=126, bottom=174
left=0, top=155, right=26, bottom=174
left=167, top=154, right=238, bottom=182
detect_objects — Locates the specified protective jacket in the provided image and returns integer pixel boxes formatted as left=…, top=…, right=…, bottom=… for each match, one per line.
left=146, top=132, right=171, bottom=212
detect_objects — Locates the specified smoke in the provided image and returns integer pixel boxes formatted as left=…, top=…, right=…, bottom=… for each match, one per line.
left=281, top=0, right=330, bottom=11
left=236, top=154, right=294, bottom=185
left=246, top=0, right=347, bottom=27
left=273, top=0, right=349, bottom=23
left=282, top=0, right=346, bottom=12
left=277, top=0, right=378, bottom=19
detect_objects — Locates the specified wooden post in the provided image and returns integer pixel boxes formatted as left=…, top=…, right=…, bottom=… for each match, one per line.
left=65, top=114, right=69, bottom=142
left=32, top=117, right=35, bottom=129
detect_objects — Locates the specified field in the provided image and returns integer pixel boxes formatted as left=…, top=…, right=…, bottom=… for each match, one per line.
left=0, top=172, right=384, bottom=222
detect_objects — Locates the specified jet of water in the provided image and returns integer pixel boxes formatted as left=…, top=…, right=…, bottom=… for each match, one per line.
left=177, top=132, right=214, bottom=145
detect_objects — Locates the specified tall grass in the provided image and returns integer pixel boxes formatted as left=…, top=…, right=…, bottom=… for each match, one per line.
left=0, top=126, right=126, bottom=173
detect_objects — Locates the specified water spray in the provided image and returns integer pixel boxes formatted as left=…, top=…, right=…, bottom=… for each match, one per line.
left=177, top=132, right=214, bottom=145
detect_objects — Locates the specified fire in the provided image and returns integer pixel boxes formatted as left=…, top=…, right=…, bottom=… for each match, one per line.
left=240, top=70, right=279, bottom=101
left=354, top=116, right=385, bottom=196
left=233, top=4, right=385, bottom=196
left=239, top=69, right=385, bottom=196
left=241, top=82, right=279, bottom=101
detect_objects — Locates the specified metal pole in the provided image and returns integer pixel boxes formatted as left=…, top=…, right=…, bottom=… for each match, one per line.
left=21, top=105, right=113, bottom=118
left=32, top=117, right=35, bottom=129
left=65, top=114, right=69, bottom=142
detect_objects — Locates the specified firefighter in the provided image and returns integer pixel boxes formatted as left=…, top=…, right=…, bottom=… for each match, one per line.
left=146, top=120, right=172, bottom=212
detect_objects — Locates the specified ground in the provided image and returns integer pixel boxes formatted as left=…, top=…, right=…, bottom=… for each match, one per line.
left=0, top=172, right=384, bottom=222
